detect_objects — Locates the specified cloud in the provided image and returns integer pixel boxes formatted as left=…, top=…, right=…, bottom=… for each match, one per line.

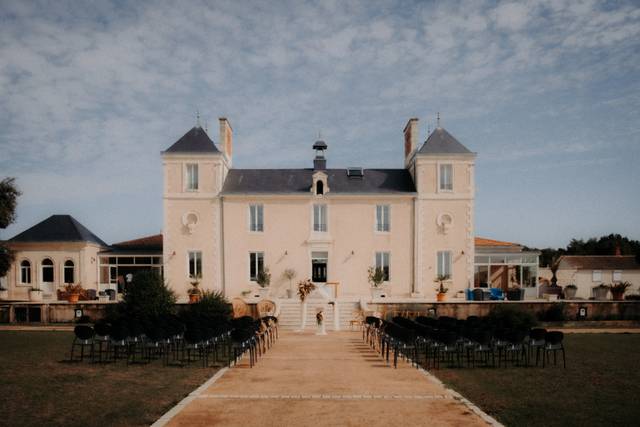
left=0, top=0, right=639, bottom=246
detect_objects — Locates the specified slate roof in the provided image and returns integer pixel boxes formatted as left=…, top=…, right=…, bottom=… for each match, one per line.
left=558, top=255, right=640, bottom=270
left=104, top=234, right=163, bottom=253
left=163, top=126, right=220, bottom=154
left=221, top=169, right=416, bottom=194
left=8, top=215, right=108, bottom=246
left=418, top=127, right=474, bottom=155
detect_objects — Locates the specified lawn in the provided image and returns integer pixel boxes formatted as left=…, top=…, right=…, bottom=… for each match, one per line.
left=434, top=333, right=640, bottom=427
left=0, top=331, right=220, bottom=427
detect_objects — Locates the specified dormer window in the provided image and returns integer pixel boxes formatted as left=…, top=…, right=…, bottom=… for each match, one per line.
left=312, top=171, right=328, bottom=196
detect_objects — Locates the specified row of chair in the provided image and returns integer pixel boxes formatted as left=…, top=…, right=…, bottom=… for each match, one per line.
left=364, top=315, right=566, bottom=369
left=69, top=314, right=279, bottom=368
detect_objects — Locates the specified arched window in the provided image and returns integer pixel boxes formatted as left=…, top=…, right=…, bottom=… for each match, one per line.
left=64, top=260, right=75, bottom=284
left=20, top=260, right=31, bottom=284
left=316, top=180, right=324, bottom=195
left=42, top=258, right=54, bottom=283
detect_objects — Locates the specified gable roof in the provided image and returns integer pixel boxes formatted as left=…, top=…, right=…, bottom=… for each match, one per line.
left=221, top=168, right=416, bottom=195
left=8, top=215, right=108, bottom=246
left=163, top=126, right=220, bottom=154
left=105, top=234, right=163, bottom=254
left=418, top=127, right=474, bottom=155
left=558, top=255, right=640, bottom=270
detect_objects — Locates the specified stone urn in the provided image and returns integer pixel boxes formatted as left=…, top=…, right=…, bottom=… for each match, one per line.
left=593, top=286, right=609, bottom=300
left=371, top=287, right=387, bottom=299
left=564, top=285, right=577, bottom=299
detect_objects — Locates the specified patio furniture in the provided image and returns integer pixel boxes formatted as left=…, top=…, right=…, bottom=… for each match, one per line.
left=543, top=331, right=566, bottom=368
left=231, top=298, right=249, bottom=318
left=472, top=288, right=485, bottom=301
left=70, top=325, right=95, bottom=362
left=92, top=320, right=111, bottom=363
left=527, top=328, right=547, bottom=366
left=105, top=289, right=116, bottom=301
left=506, top=288, right=525, bottom=301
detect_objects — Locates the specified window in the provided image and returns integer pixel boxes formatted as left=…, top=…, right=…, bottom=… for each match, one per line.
left=592, top=270, right=602, bottom=282
left=316, top=180, right=324, bottom=195
left=188, top=251, right=202, bottom=278
left=249, top=204, right=264, bottom=232
left=64, top=260, right=74, bottom=284
left=313, top=204, right=327, bottom=232
left=437, top=251, right=452, bottom=278
left=42, top=258, right=54, bottom=283
left=613, top=270, right=622, bottom=282
left=249, top=252, right=264, bottom=281
left=439, top=164, right=453, bottom=191
left=20, top=260, right=31, bottom=284
left=376, top=205, right=390, bottom=232
left=186, top=163, right=199, bottom=191
left=375, top=252, right=390, bottom=281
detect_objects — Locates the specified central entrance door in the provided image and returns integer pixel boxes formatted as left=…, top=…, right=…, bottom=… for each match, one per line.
left=311, top=251, right=328, bottom=283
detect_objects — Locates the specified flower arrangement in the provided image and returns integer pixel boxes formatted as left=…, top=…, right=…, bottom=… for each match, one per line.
left=64, top=283, right=83, bottom=294
left=297, top=279, right=316, bottom=302
left=316, top=309, right=323, bottom=325
left=608, top=281, right=632, bottom=300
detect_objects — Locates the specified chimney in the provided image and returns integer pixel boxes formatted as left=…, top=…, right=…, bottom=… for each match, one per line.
left=403, top=118, right=419, bottom=163
left=219, top=117, right=233, bottom=161
left=313, top=138, right=327, bottom=170
left=615, top=243, right=622, bottom=256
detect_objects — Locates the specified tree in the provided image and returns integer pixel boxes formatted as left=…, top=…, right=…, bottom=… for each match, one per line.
left=0, top=177, right=21, bottom=278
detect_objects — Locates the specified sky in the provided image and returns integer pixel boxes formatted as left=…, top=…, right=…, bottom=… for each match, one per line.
left=0, top=0, right=639, bottom=249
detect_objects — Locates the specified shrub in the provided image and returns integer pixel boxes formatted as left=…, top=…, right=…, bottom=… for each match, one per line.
left=487, top=305, right=537, bottom=330
left=625, top=294, right=640, bottom=301
left=111, top=271, right=176, bottom=324
left=188, top=290, right=232, bottom=321
left=538, top=303, right=567, bottom=322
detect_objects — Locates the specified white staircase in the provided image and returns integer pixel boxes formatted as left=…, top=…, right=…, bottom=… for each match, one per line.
left=276, top=299, right=360, bottom=331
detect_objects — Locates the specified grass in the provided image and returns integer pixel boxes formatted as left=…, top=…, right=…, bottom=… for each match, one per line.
left=0, top=331, right=220, bottom=427
left=434, top=333, right=640, bottom=427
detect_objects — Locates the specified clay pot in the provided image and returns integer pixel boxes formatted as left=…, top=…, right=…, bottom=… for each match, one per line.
left=437, top=293, right=447, bottom=302
left=188, top=294, right=200, bottom=303
left=67, top=293, right=80, bottom=303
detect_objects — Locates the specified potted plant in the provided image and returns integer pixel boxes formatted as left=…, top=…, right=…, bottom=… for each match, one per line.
left=434, top=274, right=450, bottom=301
left=563, top=284, right=577, bottom=299
left=368, top=266, right=387, bottom=299
left=0, top=285, right=8, bottom=300
left=609, top=281, right=631, bottom=301
left=255, top=267, right=271, bottom=298
left=592, top=283, right=609, bottom=300
left=29, top=286, right=43, bottom=302
left=188, top=275, right=202, bottom=303
left=283, top=268, right=297, bottom=299
left=64, top=283, right=83, bottom=303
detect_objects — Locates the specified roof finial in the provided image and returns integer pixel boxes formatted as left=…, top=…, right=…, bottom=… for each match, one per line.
left=196, top=110, right=201, bottom=127
left=436, top=112, right=441, bottom=128
left=318, top=130, right=322, bottom=140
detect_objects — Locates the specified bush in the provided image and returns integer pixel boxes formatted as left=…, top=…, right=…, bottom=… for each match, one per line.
left=538, top=303, right=566, bottom=322
left=187, top=290, right=232, bottom=321
left=625, top=294, right=640, bottom=301
left=486, top=306, right=537, bottom=330
left=108, top=271, right=176, bottom=324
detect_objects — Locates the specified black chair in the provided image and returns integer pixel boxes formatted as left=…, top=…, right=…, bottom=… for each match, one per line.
left=543, top=331, right=566, bottom=368
left=70, top=325, right=95, bottom=362
left=109, top=319, right=129, bottom=362
left=528, top=328, right=547, bottom=366
left=92, top=320, right=111, bottom=363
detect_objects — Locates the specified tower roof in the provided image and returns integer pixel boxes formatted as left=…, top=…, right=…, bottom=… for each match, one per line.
left=313, top=140, right=327, bottom=150
left=163, top=126, right=220, bottom=154
left=418, top=127, right=474, bottom=155
left=8, top=215, right=108, bottom=246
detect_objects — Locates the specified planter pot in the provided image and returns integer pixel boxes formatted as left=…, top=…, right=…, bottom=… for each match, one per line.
left=254, top=287, right=269, bottom=299
left=29, top=290, right=43, bottom=302
left=507, top=288, right=525, bottom=301
left=371, top=287, right=387, bottom=299
left=543, top=293, right=558, bottom=301
left=0, top=290, right=8, bottom=300
left=611, top=291, right=625, bottom=301
left=436, top=292, right=447, bottom=302
left=593, top=287, right=609, bottom=300
left=67, top=293, right=80, bottom=304
left=98, top=295, right=110, bottom=303
left=564, top=287, right=577, bottom=299
left=286, top=289, right=294, bottom=299
left=188, top=294, right=201, bottom=303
